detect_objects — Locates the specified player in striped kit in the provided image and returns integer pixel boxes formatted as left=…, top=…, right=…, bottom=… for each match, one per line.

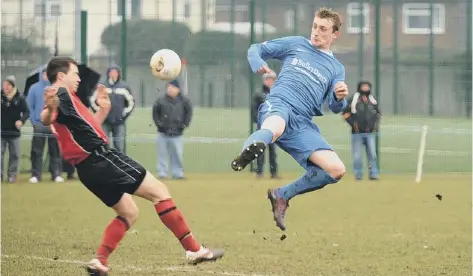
left=41, top=56, right=223, bottom=276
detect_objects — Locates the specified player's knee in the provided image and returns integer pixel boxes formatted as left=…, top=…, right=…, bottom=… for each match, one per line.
left=325, top=162, right=346, bottom=180
left=261, top=115, right=286, bottom=140
left=119, top=207, right=139, bottom=225
left=134, top=172, right=172, bottom=204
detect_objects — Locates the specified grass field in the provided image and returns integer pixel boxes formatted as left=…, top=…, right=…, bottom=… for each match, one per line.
left=3, top=107, right=471, bottom=275
left=15, top=107, right=472, bottom=175
left=2, top=173, right=471, bottom=276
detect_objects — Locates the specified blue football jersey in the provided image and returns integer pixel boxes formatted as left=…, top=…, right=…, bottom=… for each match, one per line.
left=248, top=36, right=347, bottom=118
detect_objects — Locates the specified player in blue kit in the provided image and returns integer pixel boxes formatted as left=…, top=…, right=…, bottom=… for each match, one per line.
left=231, top=8, right=349, bottom=231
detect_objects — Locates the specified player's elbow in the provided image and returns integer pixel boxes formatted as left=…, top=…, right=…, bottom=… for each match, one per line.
left=247, top=43, right=259, bottom=54
left=329, top=104, right=345, bottom=114
left=330, top=108, right=342, bottom=114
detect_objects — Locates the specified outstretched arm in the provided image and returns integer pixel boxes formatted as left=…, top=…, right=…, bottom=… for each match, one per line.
left=247, top=36, right=296, bottom=73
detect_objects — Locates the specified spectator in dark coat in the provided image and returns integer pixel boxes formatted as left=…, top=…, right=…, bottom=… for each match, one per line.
left=90, top=64, right=135, bottom=153
left=252, top=71, right=279, bottom=179
left=343, top=80, right=381, bottom=180
left=1, top=75, right=29, bottom=183
left=152, top=79, right=193, bottom=179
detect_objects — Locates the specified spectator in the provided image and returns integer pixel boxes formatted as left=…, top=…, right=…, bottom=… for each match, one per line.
left=1, top=76, right=29, bottom=183
left=90, top=64, right=135, bottom=153
left=342, top=80, right=381, bottom=180
left=252, top=71, right=280, bottom=179
left=152, top=80, right=193, bottom=180
left=26, top=69, right=64, bottom=183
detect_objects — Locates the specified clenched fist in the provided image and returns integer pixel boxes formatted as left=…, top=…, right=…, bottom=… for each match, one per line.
left=44, top=86, right=59, bottom=111
left=96, top=84, right=111, bottom=110
left=334, top=82, right=349, bottom=101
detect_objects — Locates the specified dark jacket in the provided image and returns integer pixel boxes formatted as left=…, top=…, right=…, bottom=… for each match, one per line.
left=343, top=81, right=381, bottom=134
left=90, top=65, right=135, bottom=125
left=252, top=85, right=270, bottom=124
left=152, top=93, right=193, bottom=137
left=1, top=89, right=29, bottom=138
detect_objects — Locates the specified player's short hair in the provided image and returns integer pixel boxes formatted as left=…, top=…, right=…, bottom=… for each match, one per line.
left=46, top=56, right=78, bottom=83
left=315, top=8, right=342, bottom=32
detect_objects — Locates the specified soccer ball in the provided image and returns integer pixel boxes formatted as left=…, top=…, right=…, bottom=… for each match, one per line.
left=149, top=49, right=182, bottom=81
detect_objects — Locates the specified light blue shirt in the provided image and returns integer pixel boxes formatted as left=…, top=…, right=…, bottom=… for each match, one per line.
left=248, top=36, right=347, bottom=118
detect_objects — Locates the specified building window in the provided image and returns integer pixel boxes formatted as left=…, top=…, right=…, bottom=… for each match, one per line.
left=184, top=0, right=191, bottom=19
left=284, top=10, right=295, bottom=30
left=347, top=2, right=370, bottom=34
left=34, top=0, right=61, bottom=18
left=215, top=0, right=247, bottom=12
left=131, top=0, right=141, bottom=18
left=50, top=0, right=61, bottom=17
left=34, top=0, right=46, bottom=17
left=402, top=3, right=445, bottom=34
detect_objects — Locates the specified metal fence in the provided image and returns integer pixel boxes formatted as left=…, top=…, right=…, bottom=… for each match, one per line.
left=2, top=0, right=471, bottom=115
left=1, top=0, right=471, bottom=175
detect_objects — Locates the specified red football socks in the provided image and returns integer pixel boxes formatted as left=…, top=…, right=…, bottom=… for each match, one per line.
left=155, top=199, right=201, bottom=252
left=96, top=216, right=130, bottom=266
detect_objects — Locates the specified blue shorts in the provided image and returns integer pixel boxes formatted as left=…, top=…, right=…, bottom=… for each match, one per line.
left=257, top=97, right=333, bottom=169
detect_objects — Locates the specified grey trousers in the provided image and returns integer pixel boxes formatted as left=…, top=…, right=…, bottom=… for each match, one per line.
left=103, top=123, right=126, bottom=154
left=30, top=124, right=62, bottom=180
left=157, top=133, right=184, bottom=178
left=1, top=137, right=20, bottom=179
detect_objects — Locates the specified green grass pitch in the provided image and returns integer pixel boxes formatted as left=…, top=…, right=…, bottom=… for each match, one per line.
left=2, top=107, right=471, bottom=275
left=2, top=173, right=471, bottom=275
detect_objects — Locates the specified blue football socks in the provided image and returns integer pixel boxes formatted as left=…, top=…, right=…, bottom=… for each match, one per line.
left=241, top=129, right=274, bottom=151
left=278, top=166, right=339, bottom=201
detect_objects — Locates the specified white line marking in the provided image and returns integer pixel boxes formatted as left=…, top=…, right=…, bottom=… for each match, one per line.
left=16, top=134, right=470, bottom=157
left=1, top=254, right=276, bottom=276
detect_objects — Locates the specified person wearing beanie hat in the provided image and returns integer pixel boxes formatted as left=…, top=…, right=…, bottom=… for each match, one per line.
left=1, top=75, right=29, bottom=183
left=152, top=79, right=193, bottom=179
left=252, top=70, right=280, bottom=179
left=4, top=75, right=16, bottom=88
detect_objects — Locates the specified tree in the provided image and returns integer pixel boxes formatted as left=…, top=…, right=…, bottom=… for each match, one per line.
left=100, top=20, right=192, bottom=65
left=1, top=26, right=50, bottom=66
left=184, top=31, right=249, bottom=66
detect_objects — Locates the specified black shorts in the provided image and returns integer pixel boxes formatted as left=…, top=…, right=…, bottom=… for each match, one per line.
left=76, top=145, right=147, bottom=207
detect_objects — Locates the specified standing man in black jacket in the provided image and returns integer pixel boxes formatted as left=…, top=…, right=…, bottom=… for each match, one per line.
left=252, top=71, right=279, bottom=179
left=1, top=75, right=29, bottom=183
left=152, top=80, right=193, bottom=179
left=342, top=80, right=381, bottom=180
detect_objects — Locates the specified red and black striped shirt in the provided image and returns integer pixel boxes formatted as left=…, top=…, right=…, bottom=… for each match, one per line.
left=49, top=87, right=109, bottom=165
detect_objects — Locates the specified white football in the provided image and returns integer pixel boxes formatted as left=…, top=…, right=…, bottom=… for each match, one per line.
left=149, top=49, right=182, bottom=80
